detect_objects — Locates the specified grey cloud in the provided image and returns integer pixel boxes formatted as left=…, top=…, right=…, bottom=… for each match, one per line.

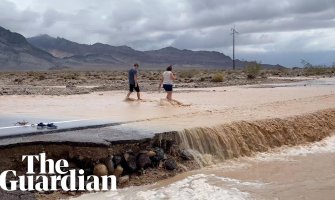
left=171, top=27, right=232, bottom=49
left=239, top=50, right=335, bottom=66
left=0, top=1, right=39, bottom=33
left=1, top=0, right=335, bottom=66
left=289, top=0, right=335, bottom=14
left=42, top=9, right=64, bottom=27
left=181, top=0, right=335, bottom=32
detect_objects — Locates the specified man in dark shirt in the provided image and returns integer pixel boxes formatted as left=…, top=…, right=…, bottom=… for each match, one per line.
left=126, top=63, right=141, bottom=100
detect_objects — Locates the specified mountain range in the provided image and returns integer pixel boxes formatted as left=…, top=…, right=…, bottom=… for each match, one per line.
left=0, top=26, right=57, bottom=70
left=0, top=26, right=284, bottom=71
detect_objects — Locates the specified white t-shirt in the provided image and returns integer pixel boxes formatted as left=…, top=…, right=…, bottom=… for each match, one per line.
left=163, top=71, right=173, bottom=85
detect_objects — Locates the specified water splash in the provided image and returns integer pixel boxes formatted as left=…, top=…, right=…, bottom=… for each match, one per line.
left=77, top=174, right=253, bottom=200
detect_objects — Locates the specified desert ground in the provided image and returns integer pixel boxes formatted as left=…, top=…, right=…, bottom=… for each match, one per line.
left=1, top=67, right=333, bottom=95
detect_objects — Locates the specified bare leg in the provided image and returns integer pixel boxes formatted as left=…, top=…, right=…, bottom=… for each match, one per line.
left=166, top=92, right=172, bottom=100
left=126, top=92, right=132, bottom=99
left=137, top=92, right=141, bottom=100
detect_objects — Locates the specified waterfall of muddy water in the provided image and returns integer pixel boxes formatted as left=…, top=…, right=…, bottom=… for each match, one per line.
left=75, top=134, right=335, bottom=200
left=24, top=107, right=335, bottom=200
left=160, top=109, right=335, bottom=166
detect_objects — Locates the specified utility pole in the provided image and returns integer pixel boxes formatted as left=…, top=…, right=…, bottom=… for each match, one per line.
left=231, top=27, right=238, bottom=70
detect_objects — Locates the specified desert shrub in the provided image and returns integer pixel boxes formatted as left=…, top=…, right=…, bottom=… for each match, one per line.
left=27, top=72, right=37, bottom=77
left=38, top=74, right=46, bottom=80
left=211, top=73, right=224, bottom=82
left=178, top=69, right=200, bottom=79
left=27, top=71, right=44, bottom=80
left=244, top=62, right=262, bottom=79
left=303, top=66, right=330, bottom=76
left=260, top=71, right=268, bottom=79
left=63, top=73, right=78, bottom=80
left=300, top=59, right=335, bottom=76
left=13, top=78, right=24, bottom=84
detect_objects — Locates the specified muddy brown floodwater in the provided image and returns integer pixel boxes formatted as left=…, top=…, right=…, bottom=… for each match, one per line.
left=0, top=77, right=334, bottom=200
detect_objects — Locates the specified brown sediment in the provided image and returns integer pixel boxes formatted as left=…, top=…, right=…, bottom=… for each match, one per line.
left=0, top=109, right=335, bottom=199
left=156, top=108, right=335, bottom=165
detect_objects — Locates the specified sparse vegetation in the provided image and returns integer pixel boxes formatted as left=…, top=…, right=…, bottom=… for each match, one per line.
left=1, top=66, right=334, bottom=96
left=211, top=73, right=224, bottom=82
left=244, top=61, right=262, bottom=79
left=13, top=78, right=24, bottom=84
left=63, top=73, right=79, bottom=80
left=300, top=59, right=335, bottom=76
left=303, top=67, right=330, bottom=76
left=178, top=69, right=200, bottom=79
left=38, top=74, right=46, bottom=80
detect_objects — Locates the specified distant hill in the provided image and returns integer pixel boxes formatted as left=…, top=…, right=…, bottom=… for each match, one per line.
left=0, top=26, right=285, bottom=71
left=0, top=27, right=57, bottom=70
left=28, top=35, right=285, bottom=70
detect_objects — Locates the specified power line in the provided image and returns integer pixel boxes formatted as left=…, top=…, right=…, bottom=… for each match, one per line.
left=231, top=27, right=238, bottom=70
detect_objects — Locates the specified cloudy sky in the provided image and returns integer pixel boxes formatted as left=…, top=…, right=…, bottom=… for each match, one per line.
left=1, top=0, right=335, bottom=67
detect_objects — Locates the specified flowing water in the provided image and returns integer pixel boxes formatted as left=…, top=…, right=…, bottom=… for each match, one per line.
left=1, top=78, right=334, bottom=199
left=76, top=134, right=335, bottom=200
left=76, top=109, right=335, bottom=200
left=173, top=109, right=335, bottom=165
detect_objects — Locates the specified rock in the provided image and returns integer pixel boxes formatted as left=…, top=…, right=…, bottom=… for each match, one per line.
left=147, top=150, right=156, bottom=157
left=73, top=156, right=94, bottom=171
left=113, top=165, right=124, bottom=177
left=139, top=150, right=148, bottom=154
left=82, top=158, right=94, bottom=169
left=124, top=153, right=137, bottom=172
left=137, top=153, right=152, bottom=169
left=164, top=159, right=177, bottom=171
left=104, top=155, right=114, bottom=175
left=73, top=155, right=84, bottom=169
left=124, top=152, right=130, bottom=162
left=93, top=164, right=108, bottom=177
left=84, top=169, right=93, bottom=176
left=152, top=147, right=164, bottom=162
left=118, top=175, right=129, bottom=185
left=113, top=155, right=122, bottom=166
left=180, top=149, right=194, bottom=160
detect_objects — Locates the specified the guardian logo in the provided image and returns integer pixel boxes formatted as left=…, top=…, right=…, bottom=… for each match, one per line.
left=0, top=153, right=117, bottom=191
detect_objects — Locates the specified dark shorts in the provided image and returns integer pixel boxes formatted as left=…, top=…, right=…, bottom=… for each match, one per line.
left=129, top=84, right=140, bottom=92
left=163, top=84, right=173, bottom=92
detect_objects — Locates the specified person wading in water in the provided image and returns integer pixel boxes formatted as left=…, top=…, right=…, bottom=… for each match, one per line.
left=126, top=63, right=141, bottom=100
left=158, top=65, right=176, bottom=100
